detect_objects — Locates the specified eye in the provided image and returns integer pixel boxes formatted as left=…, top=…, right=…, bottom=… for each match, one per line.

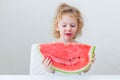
left=62, top=24, right=66, bottom=27
left=71, top=24, right=76, bottom=27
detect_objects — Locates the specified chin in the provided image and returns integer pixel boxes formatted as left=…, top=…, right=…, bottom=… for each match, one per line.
left=65, top=37, right=74, bottom=41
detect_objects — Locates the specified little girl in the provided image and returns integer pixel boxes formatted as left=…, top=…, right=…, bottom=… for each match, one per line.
left=30, top=3, right=95, bottom=75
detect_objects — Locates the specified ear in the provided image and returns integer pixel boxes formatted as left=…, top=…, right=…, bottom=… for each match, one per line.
left=55, top=26, right=59, bottom=31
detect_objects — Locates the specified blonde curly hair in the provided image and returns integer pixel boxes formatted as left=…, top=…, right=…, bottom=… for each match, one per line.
left=53, top=3, right=84, bottom=39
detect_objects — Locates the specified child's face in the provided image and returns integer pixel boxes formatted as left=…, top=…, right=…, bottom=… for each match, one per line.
left=57, top=14, right=78, bottom=41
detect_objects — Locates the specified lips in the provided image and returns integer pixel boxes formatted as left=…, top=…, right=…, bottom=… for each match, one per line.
left=65, top=33, right=72, bottom=36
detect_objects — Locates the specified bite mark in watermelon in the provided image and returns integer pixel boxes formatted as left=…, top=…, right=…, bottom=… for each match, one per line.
left=38, top=42, right=96, bottom=74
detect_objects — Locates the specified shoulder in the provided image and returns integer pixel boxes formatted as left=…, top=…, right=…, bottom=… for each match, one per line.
left=31, top=43, right=40, bottom=46
left=31, top=43, right=41, bottom=48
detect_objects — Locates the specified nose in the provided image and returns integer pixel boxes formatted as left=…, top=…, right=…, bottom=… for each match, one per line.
left=66, top=25, right=71, bottom=31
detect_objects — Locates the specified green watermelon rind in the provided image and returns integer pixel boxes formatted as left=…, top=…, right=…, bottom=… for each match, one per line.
left=38, top=43, right=96, bottom=74
left=50, top=46, right=96, bottom=74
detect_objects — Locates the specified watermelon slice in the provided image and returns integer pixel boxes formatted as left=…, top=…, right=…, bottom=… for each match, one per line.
left=38, top=42, right=95, bottom=74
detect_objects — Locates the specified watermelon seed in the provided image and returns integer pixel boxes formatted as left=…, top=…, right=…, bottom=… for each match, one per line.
left=78, top=56, right=80, bottom=59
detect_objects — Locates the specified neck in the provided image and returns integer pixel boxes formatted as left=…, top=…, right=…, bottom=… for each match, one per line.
left=56, top=38, right=77, bottom=44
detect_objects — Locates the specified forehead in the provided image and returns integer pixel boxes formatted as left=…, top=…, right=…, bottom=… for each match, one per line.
left=59, top=14, right=77, bottom=23
left=61, top=12, right=77, bottom=19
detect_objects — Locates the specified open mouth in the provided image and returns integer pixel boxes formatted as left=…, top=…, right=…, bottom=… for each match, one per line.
left=65, top=33, right=72, bottom=36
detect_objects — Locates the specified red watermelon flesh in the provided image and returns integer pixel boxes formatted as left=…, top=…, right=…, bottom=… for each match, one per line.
left=38, top=42, right=95, bottom=74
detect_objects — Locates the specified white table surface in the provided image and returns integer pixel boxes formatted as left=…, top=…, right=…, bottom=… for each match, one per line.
left=0, top=75, right=120, bottom=80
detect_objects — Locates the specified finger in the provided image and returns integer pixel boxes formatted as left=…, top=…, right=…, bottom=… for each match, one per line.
left=93, top=54, right=95, bottom=57
left=91, top=59, right=94, bottom=64
left=42, top=57, right=46, bottom=64
left=47, top=62, right=54, bottom=73
left=94, top=54, right=95, bottom=57
left=91, top=58, right=96, bottom=64
left=92, top=53, right=95, bottom=59
left=42, top=57, right=49, bottom=66
left=42, top=57, right=47, bottom=64
left=49, top=61, right=52, bottom=67
left=47, top=62, right=52, bottom=68
left=45, top=58, right=51, bottom=67
left=43, top=57, right=51, bottom=67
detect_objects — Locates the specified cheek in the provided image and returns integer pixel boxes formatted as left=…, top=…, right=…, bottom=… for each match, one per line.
left=73, top=27, right=78, bottom=33
left=58, top=28, right=64, bottom=34
left=57, top=24, right=63, bottom=31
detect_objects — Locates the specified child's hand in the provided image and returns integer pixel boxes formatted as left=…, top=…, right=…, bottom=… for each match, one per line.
left=82, top=52, right=96, bottom=73
left=91, top=52, right=96, bottom=63
left=42, top=57, right=55, bottom=73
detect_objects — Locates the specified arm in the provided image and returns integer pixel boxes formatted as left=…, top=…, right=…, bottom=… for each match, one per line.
left=30, top=44, right=52, bottom=75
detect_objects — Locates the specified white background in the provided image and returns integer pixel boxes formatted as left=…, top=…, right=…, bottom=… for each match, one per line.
left=0, top=0, right=120, bottom=75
